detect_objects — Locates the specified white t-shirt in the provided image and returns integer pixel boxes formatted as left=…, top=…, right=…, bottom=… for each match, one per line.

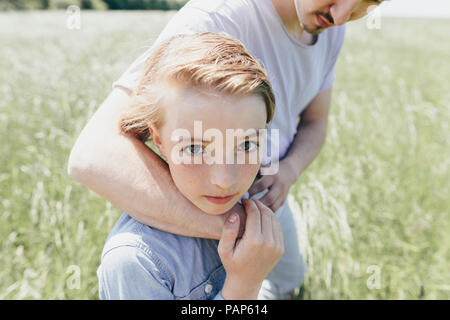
left=113, top=0, right=346, bottom=165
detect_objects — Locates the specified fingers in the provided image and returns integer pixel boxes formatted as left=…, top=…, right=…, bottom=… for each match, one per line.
left=241, top=198, right=261, bottom=239
left=242, top=199, right=284, bottom=258
left=248, top=176, right=274, bottom=196
left=254, top=200, right=284, bottom=257
left=271, top=197, right=285, bottom=213
left=218, top=213, right=240, bottom=260
left=253, top=199, right=274, bottom=245
left=259, top=184, right=281, bottom=209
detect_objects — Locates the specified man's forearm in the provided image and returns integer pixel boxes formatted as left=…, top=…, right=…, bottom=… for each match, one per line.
left=68, top=89, right=226, bottom=239
left=74, top=136, right=225, bottom=239
left=282, top=116, right=328, bottom=181
left=282, top=87, right=333, bottom=179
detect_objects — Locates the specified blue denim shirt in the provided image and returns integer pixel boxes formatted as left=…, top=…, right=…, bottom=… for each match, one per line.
left=97, top=190, right=275, bottom=300
left=97, top=212, right=226, bottom=300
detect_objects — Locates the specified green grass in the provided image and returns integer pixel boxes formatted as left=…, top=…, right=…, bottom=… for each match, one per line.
left=1, top=11, right=449, bottom=299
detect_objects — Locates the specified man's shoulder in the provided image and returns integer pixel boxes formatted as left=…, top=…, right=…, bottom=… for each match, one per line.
left=174, top=0, right=255, bottom=32
left=323, top=24, right=346, bottom=47
left=186, top=0, right=253, bottom=15
left=185, top=0, right=229, bottom=12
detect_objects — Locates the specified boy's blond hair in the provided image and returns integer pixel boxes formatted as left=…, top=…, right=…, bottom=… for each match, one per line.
left=120, top=32, right=275, bottom=141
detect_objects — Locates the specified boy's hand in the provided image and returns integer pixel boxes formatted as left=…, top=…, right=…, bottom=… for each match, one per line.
left=223, top=202, right=246, bottom=239
left=218, top=198, right=284, bottom=300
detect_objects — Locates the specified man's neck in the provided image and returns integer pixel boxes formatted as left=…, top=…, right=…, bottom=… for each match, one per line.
left=271, top=0, right=316, bottom=45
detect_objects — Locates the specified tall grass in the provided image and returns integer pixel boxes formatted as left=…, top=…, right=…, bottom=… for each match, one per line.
left=292, top=18, right=450, bottom=299
left=0, top=11, right=448, bottom=299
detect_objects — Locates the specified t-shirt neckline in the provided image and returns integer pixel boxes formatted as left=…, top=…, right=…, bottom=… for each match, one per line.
left=265, top=0, right=319, bottom=49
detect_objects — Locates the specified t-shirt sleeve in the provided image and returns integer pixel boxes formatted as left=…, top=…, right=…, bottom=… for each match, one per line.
left=319, top=25, right=346, bottom=93
left=113, top=6, right=222, bottom=94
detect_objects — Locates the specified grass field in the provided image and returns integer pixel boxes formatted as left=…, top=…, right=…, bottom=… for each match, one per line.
left=0, top=11, right=449, bottom=299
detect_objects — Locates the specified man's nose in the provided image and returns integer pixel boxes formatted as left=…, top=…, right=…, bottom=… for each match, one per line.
left=209, top=164, right=236, bottom=191
left=330, top=0, right=360, bottom=26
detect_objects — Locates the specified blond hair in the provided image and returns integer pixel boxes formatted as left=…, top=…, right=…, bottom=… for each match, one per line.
left=120, top=32, right=275, bottom=141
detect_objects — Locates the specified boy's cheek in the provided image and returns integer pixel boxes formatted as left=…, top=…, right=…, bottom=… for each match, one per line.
left=168, top=164, right=205, bottom=194
left=240, top=163, right=261, bottom=185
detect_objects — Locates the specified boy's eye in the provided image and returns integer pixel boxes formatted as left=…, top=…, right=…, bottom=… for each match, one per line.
left=237, top=140, right=259, bottom=152
left=183, top=144, right=204, bottom=155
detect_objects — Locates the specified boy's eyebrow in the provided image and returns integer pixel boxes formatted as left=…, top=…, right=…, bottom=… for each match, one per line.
left=180, top=137, right=214, bottom=144
left=177, top=128, right=265, bottom=143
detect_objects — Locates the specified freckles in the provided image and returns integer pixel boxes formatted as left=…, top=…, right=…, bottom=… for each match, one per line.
left=176, top=163, right=205, bottom=184
left=238, top=163, right=260, bottom=179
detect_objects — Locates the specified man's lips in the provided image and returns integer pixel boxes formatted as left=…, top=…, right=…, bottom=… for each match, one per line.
left=316, top=14, right=333, bottom=28
left=204, top=194, right=236, bottom=205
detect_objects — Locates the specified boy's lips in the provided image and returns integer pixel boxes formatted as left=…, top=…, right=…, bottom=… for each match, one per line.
left=204, top=194, right=236, bottom=205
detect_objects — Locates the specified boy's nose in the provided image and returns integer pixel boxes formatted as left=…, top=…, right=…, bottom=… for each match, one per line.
left=209, top=164, right=236, bottom=191
left=330, top=0, right=360, bottom=25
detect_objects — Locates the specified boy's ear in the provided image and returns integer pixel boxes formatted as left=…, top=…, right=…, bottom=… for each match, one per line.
left=148, top=124, right=165, bottom=157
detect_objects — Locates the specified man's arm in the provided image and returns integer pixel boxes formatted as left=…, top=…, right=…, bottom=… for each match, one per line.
left=282, top=86, right=333, bottom=180
left=68, top=88, right=243, bottom=239
left=248, top=87, right=333, bottom=211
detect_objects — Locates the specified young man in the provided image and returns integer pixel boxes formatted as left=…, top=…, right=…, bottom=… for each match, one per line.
left=68, top=0, right=384, bottom=299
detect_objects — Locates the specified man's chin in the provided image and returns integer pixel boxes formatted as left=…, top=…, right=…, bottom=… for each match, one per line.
left=304, top=25, right=326, bottom=36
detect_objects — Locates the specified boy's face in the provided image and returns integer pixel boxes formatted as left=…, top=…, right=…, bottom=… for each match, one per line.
left=150, top=86, right=267, bottom=215
left=294, top=0, right=382, bottom=35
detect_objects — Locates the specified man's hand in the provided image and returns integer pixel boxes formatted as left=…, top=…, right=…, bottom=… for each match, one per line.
left=247, top=159, right=299, bottom=212
left=218, top=199, right=284, bottom=300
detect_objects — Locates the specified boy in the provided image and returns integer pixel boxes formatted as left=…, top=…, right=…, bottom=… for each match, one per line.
left=98, top=32, right=283, bottom=300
